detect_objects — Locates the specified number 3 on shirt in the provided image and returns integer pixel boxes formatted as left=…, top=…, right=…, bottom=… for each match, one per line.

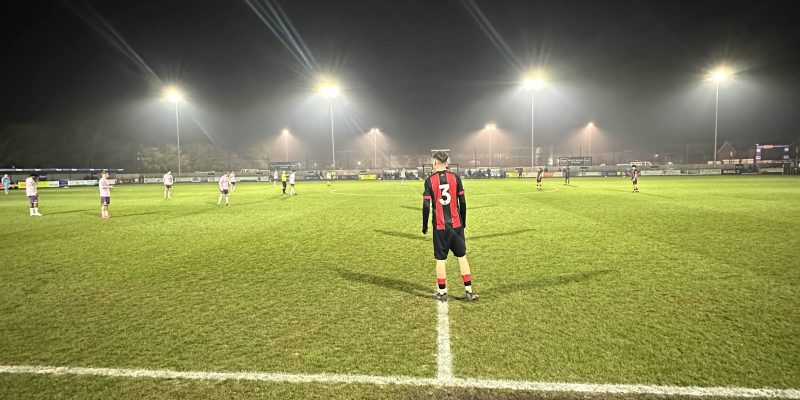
left=438, top=183, right=451, bottom=205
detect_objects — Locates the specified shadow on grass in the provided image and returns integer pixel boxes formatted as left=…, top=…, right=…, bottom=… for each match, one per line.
left=635, top=191, right=672, bottom=199
left=469, top=228, right=535, bottom=241
left=169, top=207, right=212, bottom=219
left=231, top=200, right=268, bottom=206
left=114, top=211, right=163, bottom=218
left=336, top=269, right=431, bottom=299
left=489, top=269, right=615, bottom=295
left=400, top=204, right=497, bottom=212
left=45, top=209, right=93, bottom=215
left=374, top=229, right=427, bottom=241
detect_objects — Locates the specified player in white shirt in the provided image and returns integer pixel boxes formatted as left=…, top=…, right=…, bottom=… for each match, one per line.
left=163, top=171, right=174, bottom=199
left=400, top=168, right=407, bottom=186
left=289, top=171, right=297, bottom=196
left=217, top=172, right=230, bottom=206
left=25, top=174, right=41, bottom=216
left=273, top=170, right=278, bottom=187
left=229, top=171, right=237, bottom=192
left=326, top=171, right=332, bottom=186
left=2, top=174, right=10, bottom=195
left=99, top=170, right=111, bottom=219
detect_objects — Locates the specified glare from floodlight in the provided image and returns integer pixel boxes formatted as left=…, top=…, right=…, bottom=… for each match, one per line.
left=709, top=68, right=731, bottom=83
left=523, top=71, right=546, bottom=90
left=282, top=128, right=290, bottom=136
left=523, top=78, right=544, bottom=90
left=588, top=122, right=595, bottom=127
left=164, top=86, right=184, bottom=103
left=321, top=86, right=339, bottom=97
left=484, top=123, right=497, bottom=131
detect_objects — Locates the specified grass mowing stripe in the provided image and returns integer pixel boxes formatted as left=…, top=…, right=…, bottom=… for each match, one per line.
left=1, top=364, right=798, bottom=398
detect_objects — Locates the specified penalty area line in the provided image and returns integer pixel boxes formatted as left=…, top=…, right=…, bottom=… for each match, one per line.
left=0, top=365, right=798, bottom=398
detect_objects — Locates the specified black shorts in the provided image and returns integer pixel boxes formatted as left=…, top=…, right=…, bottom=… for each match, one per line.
left=536, top=177, right=542, bottom=182
left=632, top=179, right=638, bottom=184
left=432, top=227, right=466, bottom=260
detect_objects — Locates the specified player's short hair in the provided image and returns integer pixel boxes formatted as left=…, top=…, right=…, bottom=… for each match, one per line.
left=432, top=151, right=449, bottom=164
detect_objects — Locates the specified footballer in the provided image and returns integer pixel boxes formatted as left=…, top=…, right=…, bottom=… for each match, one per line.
left=422, top=151, right=477, bottom=302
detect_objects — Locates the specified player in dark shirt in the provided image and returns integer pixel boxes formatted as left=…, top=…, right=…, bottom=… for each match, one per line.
left=422, top=151, right=477, bottom=302
left=631, top=165, right=639, bottom=192
left=563, top=167, right=570, bottom=185
left=536, top=167, right=544, bottom=191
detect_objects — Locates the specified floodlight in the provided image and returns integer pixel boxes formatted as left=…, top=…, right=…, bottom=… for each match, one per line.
left=164, top=86, right=183, bottom=103
left=709, top=67, right=732, bottom=83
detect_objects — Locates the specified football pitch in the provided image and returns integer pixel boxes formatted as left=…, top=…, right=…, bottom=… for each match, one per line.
left=1, top=176, right=798, bottom=399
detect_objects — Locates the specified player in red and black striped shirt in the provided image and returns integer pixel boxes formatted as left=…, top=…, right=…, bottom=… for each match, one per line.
left=422, top=151, right=477, bottom=302
left=631, top=165, right=639, bottom=192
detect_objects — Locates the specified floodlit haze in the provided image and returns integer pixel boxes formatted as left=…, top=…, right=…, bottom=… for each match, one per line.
left=1, top=0, right=799, bottom=169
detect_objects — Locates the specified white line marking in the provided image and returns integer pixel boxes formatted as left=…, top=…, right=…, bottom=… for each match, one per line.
left=436, top=300, right=453, bottom=382
left=1, top=364, right=798, bottom=398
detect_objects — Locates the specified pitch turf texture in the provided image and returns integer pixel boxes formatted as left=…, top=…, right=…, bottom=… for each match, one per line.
left=1, top=176, right=798, bottom=399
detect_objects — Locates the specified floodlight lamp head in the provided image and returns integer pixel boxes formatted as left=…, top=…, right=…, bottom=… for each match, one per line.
left=524, top=78, right=544, bottom=90
left=164, top=86, right=183, bottom=103
left=323, top=86, right=339, bottom=97
left=710, top=68, right=731, bottom=83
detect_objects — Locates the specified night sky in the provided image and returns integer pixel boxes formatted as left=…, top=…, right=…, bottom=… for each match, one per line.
left=2, top=0, right=799, bottom=168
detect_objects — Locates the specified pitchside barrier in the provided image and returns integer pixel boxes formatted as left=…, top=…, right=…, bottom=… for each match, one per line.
left=12, top=165, right=783, bottom=189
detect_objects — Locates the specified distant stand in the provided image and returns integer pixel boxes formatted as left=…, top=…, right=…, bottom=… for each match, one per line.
left=422, top=163, right=459, bottom=177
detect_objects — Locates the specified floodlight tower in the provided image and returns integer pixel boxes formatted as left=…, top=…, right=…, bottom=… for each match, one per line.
left=484, top=123, right=497, bottom=168
left=370, top=128, right=381, bottom=169
left=588, top=122, right=595, bottom=162
left=709, top=68, right=731, bottom=164
left=319, top=80, right=340, bottom=169
left=164, top=86, right=184, bottom=175
left=523, top=73, right=545, bottom=167
left=282, top=128, right=290, bottom=162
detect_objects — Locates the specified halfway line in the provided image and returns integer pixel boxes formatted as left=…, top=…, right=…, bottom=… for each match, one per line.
left=436, top=300, right=453, bottom=381
left=1, top=364, right=798, bottom=398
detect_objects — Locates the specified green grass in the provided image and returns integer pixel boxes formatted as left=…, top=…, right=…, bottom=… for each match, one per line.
left=1, top=176, right=798, bottom=398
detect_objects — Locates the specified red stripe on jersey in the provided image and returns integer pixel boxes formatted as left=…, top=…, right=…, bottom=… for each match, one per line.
left=458, top=190, right=465, bottom=195
left=446, top=173, right=462, bottom=228
left=422, top=195, right=431, bottom=199
left=431, top=173, right=445, bottom=230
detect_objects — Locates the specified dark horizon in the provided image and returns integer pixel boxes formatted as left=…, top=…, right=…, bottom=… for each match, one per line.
left=2, top=0, right=799, bottom=170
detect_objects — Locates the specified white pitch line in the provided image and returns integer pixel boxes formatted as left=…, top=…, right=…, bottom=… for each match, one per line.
left=1, top=364, right=798, bottom=398
left=436, top=300, right=453, bottom=382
